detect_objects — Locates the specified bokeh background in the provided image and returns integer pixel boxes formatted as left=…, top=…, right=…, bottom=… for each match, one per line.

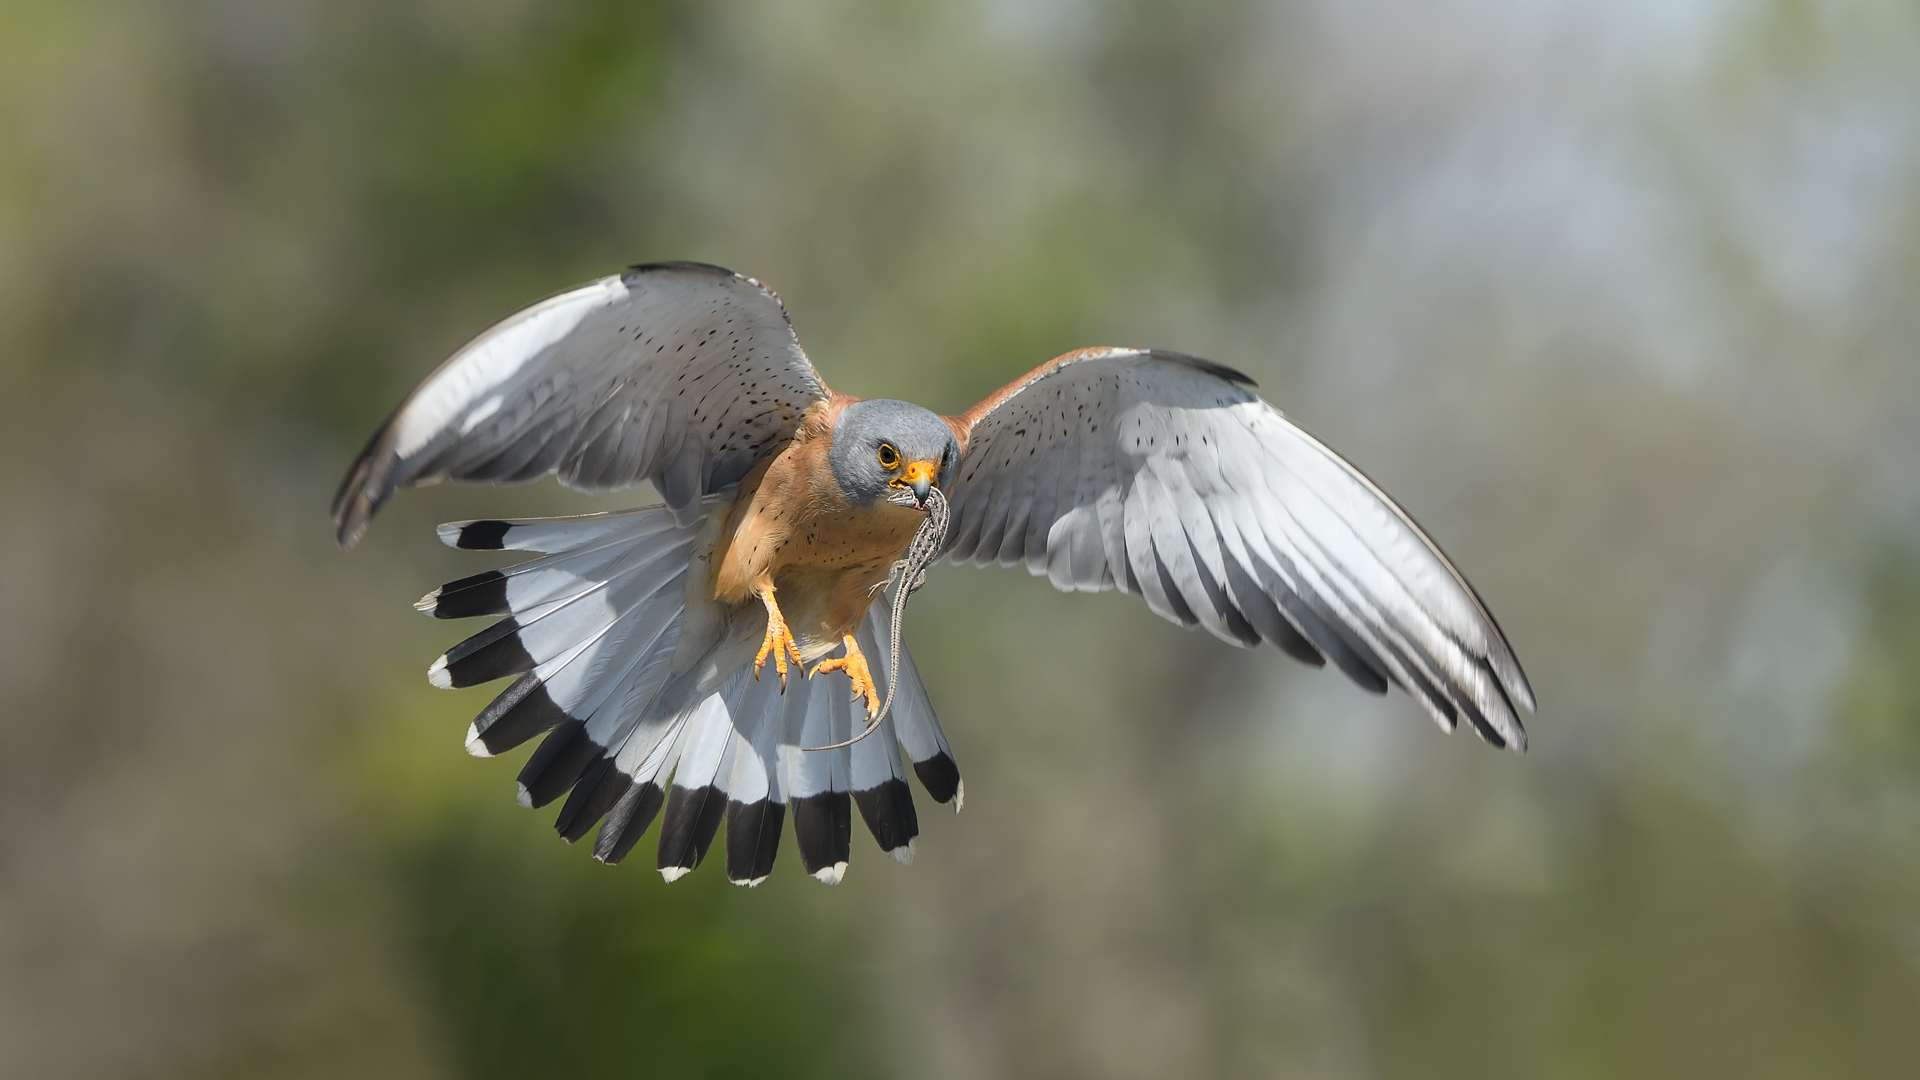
left=4, top=0, right=1920, bottom=1076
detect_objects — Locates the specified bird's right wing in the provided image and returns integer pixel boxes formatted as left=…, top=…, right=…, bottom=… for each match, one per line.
left=331, top=262, right=830, bottom=547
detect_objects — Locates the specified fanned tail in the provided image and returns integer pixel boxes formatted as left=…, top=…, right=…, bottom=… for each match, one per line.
left=424, top=505, right=962, bottom=884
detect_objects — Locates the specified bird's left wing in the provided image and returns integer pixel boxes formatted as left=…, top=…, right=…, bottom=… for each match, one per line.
left=332, top=262, right=830, bottom=547
left=943, top=348, right=1534, bottom=750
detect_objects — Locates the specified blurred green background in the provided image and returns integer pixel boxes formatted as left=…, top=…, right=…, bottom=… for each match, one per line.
left=4, top=0, right=1919, bottom=1076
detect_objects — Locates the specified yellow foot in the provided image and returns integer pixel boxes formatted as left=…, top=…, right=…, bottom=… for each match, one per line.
left=753, top=591, right=805, bottom=689
left=813, top=634, right=880, bottom=719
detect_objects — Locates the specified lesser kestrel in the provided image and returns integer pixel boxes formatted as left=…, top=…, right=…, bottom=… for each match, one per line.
left=334, top=262, right=1533, bottom=885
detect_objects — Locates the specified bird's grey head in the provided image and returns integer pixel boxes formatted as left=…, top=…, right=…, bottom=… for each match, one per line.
left=829, top=399, right=959, bottom=510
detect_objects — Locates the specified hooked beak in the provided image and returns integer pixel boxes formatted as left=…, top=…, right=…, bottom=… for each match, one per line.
left=899, top=460, right=937, bottom=509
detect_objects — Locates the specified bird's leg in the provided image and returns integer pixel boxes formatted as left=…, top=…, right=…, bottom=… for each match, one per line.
left=812, top=634, right=880, bottom=719
left=753, top=588, right=805, bottom=689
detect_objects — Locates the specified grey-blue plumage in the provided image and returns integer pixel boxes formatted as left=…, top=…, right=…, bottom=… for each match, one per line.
left=941, top=348, right=1533, bottom=750
left=422, top=504, right=953, bottom=883
left=335, top=263, right=1534, bottom=887
left=828, top=399, right=959, bottom=506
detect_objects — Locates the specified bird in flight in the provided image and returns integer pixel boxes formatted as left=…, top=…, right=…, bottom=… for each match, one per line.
left=333, top=262, right=1533, bottom=887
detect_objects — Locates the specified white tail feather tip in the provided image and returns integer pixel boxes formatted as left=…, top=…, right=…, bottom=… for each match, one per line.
left=659, top=866, right=691, bottom=883
left=413, top=589, right=440, bottom=614
left=464, top=725, right=492, bottom=758
left=954, top=779, right=965, bottom=813
left=427, top=655, right=452, bottom=689
left=888, top=838, right=916, bottom=866
left=514, top=782, right=532, bottom=809
left=811, top=862, right=848, bottom=885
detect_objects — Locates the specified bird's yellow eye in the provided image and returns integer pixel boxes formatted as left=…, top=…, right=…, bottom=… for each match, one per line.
left=877, top=444, right=899, bottom=469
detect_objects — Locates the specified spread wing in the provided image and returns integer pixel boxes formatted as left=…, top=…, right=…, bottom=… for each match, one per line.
left=332, top=262, right=830, bottom=547
left=943, top=347, right=1535, bottom=750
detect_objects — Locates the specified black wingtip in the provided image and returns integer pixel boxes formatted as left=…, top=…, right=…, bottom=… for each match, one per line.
left=623, top=260, right=740, bottom=280
left=725, top=799, right=786, bottom=885
left=1146, top=349, right=1258, bottom=388
left=454, top=520, right=513, bottom=550
left=792, top=792, right=852, bottom=878
left=621, top=261, right=791, bottom=322
left=330, top=478, right=375, bottom=551
left=330, top=404, right=407, bottom=550
left=657, top=784, right=727, bottom=879
left=556, top=758, right=641, bottom=844
left=1461, top=708, right=1506, bottom=751
left=854, top=778, right=919, bottom=855
left=912, top=752, right=962, bottom=806
left=516, top=720, right=598, bottom=809
left=1489, top=672, right=1529, bottom=755
left=334, top=511, right=368, bottom=551
left=469, top=675, right=571, bottom=757
left=427, top=570, right=510, bottom=619
left=594, top=782, right=666, bottom=864
left=437, top=617, right=536, bottom=689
